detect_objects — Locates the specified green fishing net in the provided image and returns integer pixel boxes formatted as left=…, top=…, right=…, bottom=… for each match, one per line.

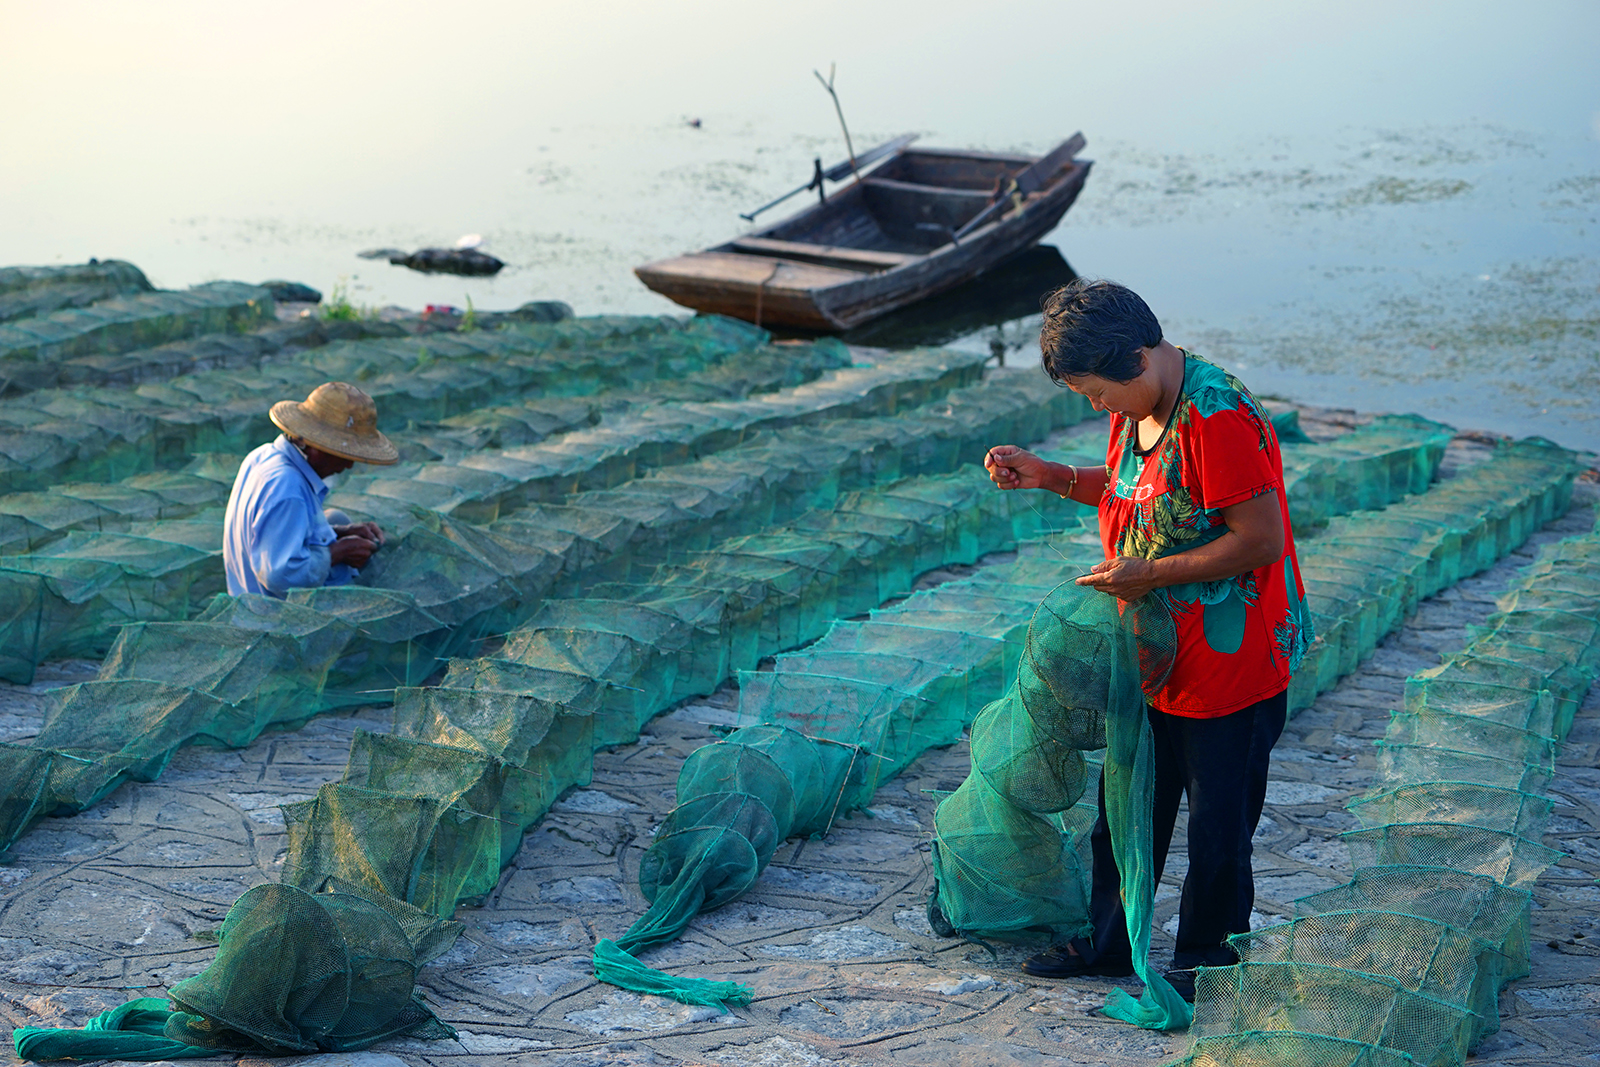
left=11, top=882, right=456, bottom=1061
left=929, top=581, right=1190, bottom=1029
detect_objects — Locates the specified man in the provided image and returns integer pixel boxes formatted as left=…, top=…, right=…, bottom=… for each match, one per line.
left=985, top=280, right=1313, bottom=1000
left=224, top=381, right=398, bottom=598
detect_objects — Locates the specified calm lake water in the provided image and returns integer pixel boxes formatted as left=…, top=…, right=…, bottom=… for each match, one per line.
left=4, top=1, right=1597, bottom=449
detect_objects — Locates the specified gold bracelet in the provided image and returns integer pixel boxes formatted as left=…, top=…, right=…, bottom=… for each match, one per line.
left=1060, top=465, right=1078, bottom=499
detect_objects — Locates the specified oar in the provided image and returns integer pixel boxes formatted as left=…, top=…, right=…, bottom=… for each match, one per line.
left=952, top=132, right=1086, bottom=241
left=740, top=133, right=918, bottom=222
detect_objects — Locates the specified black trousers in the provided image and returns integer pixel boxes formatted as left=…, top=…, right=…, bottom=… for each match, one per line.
left=1079, top=690, right=1287, bottom=970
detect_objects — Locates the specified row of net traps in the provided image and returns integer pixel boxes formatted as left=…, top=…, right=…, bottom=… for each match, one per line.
left=4, top=421, right=1581, bottom=1056
left=0, top=260, right=158, bottom=323
left=0, top=402, right=1446, bottom=687
left=0, top=341, right=987, bottom=555
left=0, top=363, right=1084, bottom=683
left=0, top=275, right=272, bottom=368
left=0, top=311, right=773, bottom=494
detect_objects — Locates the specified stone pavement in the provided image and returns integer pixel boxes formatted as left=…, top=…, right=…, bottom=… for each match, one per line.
left=0, top=483, right=1595, bottom=1067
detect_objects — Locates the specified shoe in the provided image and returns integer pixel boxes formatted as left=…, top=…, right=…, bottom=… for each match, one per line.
left=1162, top=967, right=1196, bottom=1003
left=1021, top=939, right=1135, bottom=979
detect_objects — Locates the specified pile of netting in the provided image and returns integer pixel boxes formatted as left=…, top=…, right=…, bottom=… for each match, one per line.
left=1170, top=514, right=1599, bottom=1067
left=11, top=879, right=464, bottom=1061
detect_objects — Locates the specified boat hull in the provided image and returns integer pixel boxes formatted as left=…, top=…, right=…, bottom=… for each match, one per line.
left=635, top=148, right=1091, bottom=331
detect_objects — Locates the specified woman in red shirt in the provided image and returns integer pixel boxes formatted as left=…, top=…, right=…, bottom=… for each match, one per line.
left=985, top=280, right=1313, bottom=1000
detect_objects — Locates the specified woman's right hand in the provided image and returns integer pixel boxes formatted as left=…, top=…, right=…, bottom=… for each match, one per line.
left=985, top=445, right=1050, bottom=491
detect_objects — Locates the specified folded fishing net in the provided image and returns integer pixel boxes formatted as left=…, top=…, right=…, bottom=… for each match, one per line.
left=11, top=882, right=456, bottom=1061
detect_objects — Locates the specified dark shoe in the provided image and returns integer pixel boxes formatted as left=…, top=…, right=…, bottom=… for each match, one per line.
left=1021, top=938, right=1135, bottom=979
left=1162, top=967, right=1196, bottom=1002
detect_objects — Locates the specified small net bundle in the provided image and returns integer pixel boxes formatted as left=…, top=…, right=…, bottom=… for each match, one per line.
left=11, top=882, right=457, bottom=1061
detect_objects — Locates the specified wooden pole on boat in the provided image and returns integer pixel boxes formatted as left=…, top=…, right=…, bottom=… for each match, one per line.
left=813, top=64, right=861, bottom=185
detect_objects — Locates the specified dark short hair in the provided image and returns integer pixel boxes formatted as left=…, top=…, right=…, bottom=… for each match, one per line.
left=1038, top=280, right=1163, bottom=384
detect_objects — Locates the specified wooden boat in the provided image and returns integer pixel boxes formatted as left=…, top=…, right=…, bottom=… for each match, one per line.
left=635, top=133, right=1090, bottom=331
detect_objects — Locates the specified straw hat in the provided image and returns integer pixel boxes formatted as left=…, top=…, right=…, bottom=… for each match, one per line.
left=269, top=382, right=398, bottom=465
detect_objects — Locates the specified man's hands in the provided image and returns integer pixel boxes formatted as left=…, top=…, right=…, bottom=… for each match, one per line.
left=330, top=521, right=385, bottom=570
left=333, top=521, right=385, bottom=545
left=985, top=446, right=1052, bottom=491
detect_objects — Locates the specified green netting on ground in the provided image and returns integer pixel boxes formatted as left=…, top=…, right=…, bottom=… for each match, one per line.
left=1190, top=961, right=1478, bottom=1067
left=12, top=882, right=457, bottom=1060
left=1231, top=909, right=1508, bottom=1037
left=0, top=348, right=1005, bottom=673
left=0, top=260, right=152, bottom=324
left=1167, top=516, right=1599, bottom=1066
left=0, top=281, right=272, bottom=366
left=1279, top=414, right=1453, bottom=532
left=0, top=312, right=764, bottom=495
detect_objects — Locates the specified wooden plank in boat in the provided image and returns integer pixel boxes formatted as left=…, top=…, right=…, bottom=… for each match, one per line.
left=727, top=237, right=913, bottom=272
left=636, top=252, right=858, bottom=289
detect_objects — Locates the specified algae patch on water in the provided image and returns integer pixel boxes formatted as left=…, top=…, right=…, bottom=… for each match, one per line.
left=1333, top=176, right=1473, bottom=208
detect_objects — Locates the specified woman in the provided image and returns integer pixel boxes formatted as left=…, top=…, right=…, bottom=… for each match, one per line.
left=984, top=279, right=1313, bottom=999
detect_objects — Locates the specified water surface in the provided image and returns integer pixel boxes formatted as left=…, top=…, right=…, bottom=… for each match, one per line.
left=3, top=1, right=1596, bottom=447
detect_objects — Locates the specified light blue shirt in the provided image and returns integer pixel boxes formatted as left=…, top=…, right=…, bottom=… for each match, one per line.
left=223, top=435, right=356, bottom=598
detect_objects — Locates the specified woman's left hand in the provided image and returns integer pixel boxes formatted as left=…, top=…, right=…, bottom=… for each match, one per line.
left=1076, top=555, right=1160, bottom=601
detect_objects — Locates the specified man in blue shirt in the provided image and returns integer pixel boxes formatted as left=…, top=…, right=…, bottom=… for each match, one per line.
left=224, top=381, right=399, bottom=598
